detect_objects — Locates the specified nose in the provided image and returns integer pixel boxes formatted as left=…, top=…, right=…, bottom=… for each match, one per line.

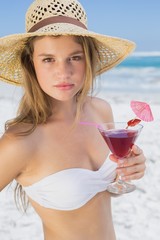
left=55, top=61, right=72, bottom=80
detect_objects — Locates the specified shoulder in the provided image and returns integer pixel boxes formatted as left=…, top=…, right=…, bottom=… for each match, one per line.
left=4, top=123, right=36, bottom=158
left=88, top=96, right=112, bottom=111
left=84, top=96, right=114, bottom=122
left=0, top=124, right=35, bottom=190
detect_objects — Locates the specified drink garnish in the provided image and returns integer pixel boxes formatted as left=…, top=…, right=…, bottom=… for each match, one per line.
left=130, top=100, right=154, bottom=122
left=127, top=118, right=141, bottom=127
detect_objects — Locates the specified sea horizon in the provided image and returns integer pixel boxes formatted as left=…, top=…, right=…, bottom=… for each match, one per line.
left=132, top=51, right=160, bottom=56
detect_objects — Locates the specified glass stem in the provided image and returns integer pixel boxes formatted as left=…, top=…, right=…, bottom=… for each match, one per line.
left=117, top=157, right=126, bottom=185
left=117, top=175, right=125, bottom=185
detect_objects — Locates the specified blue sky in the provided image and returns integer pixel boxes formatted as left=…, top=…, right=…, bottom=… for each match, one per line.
left=0, top=0, right=160, bottom=52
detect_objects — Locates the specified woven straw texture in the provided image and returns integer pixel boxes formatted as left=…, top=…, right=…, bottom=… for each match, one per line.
left=0, top=0, right=135, bottom=85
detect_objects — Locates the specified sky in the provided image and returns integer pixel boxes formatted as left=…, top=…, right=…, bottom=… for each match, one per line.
left=0, top=0, right=160, bottom=52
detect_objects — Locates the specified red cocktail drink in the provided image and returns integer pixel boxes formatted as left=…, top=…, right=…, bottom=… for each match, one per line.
left=98, top=122, right=143, bottom=194
left=100, top=129, right=139, bottom=158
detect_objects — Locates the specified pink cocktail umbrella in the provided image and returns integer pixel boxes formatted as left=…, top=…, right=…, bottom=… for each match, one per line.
left=130, top=100, right=154, bottom=122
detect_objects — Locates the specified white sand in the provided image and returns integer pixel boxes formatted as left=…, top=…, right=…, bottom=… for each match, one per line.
left=0, top=87, right=160, bottom=240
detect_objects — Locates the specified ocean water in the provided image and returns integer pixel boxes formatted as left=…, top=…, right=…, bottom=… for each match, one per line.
left=96, top=52, right=160, bottom=97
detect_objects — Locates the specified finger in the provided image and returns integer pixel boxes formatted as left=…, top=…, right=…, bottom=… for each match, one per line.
left=117, top=163, right=146, bottom=178
left=121, top=171, right=145, bottom=181
left=118, top=153, right=146, bottom=168
left=109, top=154, right=118, bottom=163
left=131, top=144, right=143, bottom=156
left=128, top=154, right=146, bottom=167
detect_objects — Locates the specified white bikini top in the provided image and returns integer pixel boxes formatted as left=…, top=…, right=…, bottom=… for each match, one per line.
left=22, top=157, right=117, bottom=211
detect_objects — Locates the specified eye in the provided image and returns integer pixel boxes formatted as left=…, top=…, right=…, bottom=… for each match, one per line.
left=43, top=58, right=55, bottom=63
left=69, top=55, right=83, bottom=61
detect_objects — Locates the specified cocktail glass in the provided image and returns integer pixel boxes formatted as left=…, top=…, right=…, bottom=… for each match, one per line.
left=98, top=122, right=143, bottom=194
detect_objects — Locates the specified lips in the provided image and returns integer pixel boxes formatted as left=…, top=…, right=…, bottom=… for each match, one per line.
left=54, top=83, right=74, bottom=90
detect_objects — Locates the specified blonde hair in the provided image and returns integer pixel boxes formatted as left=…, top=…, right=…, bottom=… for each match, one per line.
left=5, top=35, right=101, bottom=211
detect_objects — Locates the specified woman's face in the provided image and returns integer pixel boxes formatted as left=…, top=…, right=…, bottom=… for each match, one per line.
left=32, top=35, right=86, bottom=102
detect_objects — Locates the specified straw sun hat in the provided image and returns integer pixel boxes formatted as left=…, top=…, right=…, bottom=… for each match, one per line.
left=0, top=0, right=135, bottom=86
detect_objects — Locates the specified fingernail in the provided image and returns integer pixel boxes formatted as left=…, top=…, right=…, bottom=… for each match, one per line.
left=118, top=159, right=125, bottom=163
left=134, top=145, right=138, bottom=152
left=134, top=145, right=138, bottom=150
left=120, top=173, right=124, bottom=177
left=121, top=176, right=126, bottom=180
left=117, top=170, right=124, bottom=176
left=118, top=159, right=125, bottom=167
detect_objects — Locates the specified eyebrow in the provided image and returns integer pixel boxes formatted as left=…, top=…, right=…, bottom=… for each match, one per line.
left=38, top=50, right=84, bottom=57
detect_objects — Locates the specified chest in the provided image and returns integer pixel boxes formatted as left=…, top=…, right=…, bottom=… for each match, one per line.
left=44, top=124, right=107, bottom=161
left=20, top=123, right=109, bottom=185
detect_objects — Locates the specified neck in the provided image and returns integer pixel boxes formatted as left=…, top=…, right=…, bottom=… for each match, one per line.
left=50, top=98, right=78, bottom=123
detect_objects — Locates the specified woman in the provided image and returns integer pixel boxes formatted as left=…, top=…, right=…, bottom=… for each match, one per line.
left=0, top=0, right=146, bottom=239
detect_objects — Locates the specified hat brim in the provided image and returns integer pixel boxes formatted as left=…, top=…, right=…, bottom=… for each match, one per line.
left=0, top=24, right=135, bottom=85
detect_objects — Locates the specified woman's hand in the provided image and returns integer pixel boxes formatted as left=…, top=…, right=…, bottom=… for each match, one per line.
left=109, top=144, right=146, bottom=181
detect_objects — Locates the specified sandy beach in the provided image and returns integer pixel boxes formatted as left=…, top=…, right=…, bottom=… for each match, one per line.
left=0, top=84, right=159, bottom=240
